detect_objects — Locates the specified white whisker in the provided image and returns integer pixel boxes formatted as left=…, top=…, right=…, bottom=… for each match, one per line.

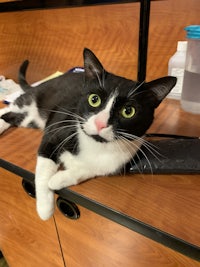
left=117, top=130, right=164, bottom=175
left=128, top=81, right=145, bottom=98
left=42, top=108, right=85, bottom=122
left=50, top=132, right=78, bottom=158
left=118, top=136, right=144, bottom=175
left=114, top=138, right=128, bottom=176
left=117, top=130, right=163, bottom=162
left=45, top=120, right=78, bottom=131
left=46, top=124, right=77, bottom=135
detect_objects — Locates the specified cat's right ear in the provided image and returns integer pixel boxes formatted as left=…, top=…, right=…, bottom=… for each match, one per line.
left=83, top=48, right=105, bottom=85
left=145, top=76, right=177, bottom=107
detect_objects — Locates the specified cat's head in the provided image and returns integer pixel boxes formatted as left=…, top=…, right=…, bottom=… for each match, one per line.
left=78, top=48, right=176, bottom=143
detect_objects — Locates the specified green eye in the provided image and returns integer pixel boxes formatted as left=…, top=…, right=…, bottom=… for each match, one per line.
left=121, top=106, right=136, bottom=119
left=88, top=94, right=101, bottom=108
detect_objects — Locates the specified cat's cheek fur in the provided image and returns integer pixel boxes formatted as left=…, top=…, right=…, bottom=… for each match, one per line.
left=35, top=156, right=58, bottom=220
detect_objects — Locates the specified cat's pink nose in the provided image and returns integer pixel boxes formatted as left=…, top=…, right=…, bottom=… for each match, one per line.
left=95, top=118, right=107, bottom=132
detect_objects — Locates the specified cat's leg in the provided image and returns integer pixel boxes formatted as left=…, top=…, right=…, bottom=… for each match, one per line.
left=35, top=156, right=58, bottom=220
left=48, top=152, right=96, bottom=190
left=48, top=167, right=94, bottom=190
left=0, top=104, right=26, bottom=134
left=0, top=101, right=46, bottom=134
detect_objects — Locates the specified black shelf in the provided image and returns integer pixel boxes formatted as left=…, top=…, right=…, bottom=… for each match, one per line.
left=0, top=0, right=140, bottom=12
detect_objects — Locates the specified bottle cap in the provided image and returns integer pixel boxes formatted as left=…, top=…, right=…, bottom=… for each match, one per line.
left=185, top=25, right=200, bottom=39
left=177, top=41, right=187, bottom=51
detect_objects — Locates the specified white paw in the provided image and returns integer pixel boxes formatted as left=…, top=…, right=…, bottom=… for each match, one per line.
left=48, top=171, right=76, bottom=190
left=0, top=119, right=10, bottom=134
left=36, top=190, right=55, bottom=220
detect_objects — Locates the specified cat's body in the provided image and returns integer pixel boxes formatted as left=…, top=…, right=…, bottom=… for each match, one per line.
left=0, top=49, right=176, bottom=220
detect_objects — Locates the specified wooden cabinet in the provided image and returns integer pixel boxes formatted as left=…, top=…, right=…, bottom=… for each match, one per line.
left=54, top=205, right=200, bottom=267
left=0, top=168, right=63, bottom=267
left=1, top=167, right=200, bottom=267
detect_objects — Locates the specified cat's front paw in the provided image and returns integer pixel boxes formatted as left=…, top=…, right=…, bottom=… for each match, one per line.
left=37, top=202, right=54, bottom=221
left=48, top=171, right=76, bottom=190
left=36, top=190, right=55, bottom=220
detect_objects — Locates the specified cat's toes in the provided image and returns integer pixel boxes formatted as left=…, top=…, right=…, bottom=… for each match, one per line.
left=37, top=202, right=54, bottom=221
left=36, top=191, right=55, bottom=220
left=0, top=119, right=10, bottom=134
left=48, top=171, right=75, bottom=190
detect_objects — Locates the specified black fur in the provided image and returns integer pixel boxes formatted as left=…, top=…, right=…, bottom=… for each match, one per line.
left=2, top=112, right=26, bottom=126
left=2, top=48, right=177, bottom=164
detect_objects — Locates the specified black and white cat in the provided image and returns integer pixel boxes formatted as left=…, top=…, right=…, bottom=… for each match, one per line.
left=0, top=49, right=176, bottom=220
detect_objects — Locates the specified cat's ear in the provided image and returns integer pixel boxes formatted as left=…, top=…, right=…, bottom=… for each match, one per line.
left=83, top=48, right=105, bottom=84
left=145, top=76, right=177, bottom=107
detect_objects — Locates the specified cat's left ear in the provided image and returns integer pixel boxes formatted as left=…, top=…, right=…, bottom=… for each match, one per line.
left=145, top=76, right=177, bottom=107
left=83, top=48, right=105, bottom=84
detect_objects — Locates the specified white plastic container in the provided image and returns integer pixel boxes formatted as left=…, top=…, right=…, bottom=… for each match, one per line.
left=167, top=41, right=187, bottom=99
left=181, top=25, right=200, bottom=114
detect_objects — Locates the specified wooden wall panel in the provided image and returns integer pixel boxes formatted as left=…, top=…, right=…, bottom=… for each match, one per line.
left=0, top=0, right=199, bottom=84
left=0, top=4, right=140, bottom=83
left=148, top=0, right=200, bottom=81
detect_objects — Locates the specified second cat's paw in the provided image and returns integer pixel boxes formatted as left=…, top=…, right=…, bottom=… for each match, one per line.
left=48, top=171, right=76, bottom=190
left=0, top=119, right=10, bottom=134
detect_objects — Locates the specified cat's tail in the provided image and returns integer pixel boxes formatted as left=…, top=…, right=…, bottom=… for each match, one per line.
left=18, top=60, right=32, bottom=91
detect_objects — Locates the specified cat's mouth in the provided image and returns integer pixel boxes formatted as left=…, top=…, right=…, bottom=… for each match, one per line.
left=84, top=131, right=108, bottom=143
left=80, top=123, right=115, bottom=143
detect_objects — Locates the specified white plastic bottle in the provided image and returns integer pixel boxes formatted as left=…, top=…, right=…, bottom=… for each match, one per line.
left=181, top=25, right=200, bottom=114
left=167, top=41, right=187, bottom=99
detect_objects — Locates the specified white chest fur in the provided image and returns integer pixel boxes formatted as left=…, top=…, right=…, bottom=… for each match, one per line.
left=60, top=127, right=142, bottom=176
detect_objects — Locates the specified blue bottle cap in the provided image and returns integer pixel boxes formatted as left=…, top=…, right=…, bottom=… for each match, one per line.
left=185, top=25, right=200, bottom=39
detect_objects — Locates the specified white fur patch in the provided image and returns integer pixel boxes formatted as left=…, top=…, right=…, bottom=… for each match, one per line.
left=82, top=94, right=117, bottom=141
left=0, top=106, right=11, bottom=117
left=20, top=102, right=46, bottom=129
left=35, top=156, right=58, bottom=220
left=0, top=101, right=46, bottom=132
left=0, top=106, right=12, bottom=134
left=0, top=119, right=10, bottom=134
left=48, top=127, right=143, bottom=190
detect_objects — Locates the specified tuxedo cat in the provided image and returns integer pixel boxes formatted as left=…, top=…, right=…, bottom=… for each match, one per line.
left=0, top=49, right=176, bottom=220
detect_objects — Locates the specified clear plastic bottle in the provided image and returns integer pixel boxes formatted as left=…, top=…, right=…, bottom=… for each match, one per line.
left=167, top=41, right=187, bottom=99
left=181, top=25, right=200, bottom=114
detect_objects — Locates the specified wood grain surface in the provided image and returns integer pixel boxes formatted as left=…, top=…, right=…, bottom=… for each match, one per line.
left=0, top=168, right=64, bottom=267
left=0, top=99, right=200, bottom=254
left=54, top=204, right=200, bottom=267
left=0, top=0, right=199, bottom=84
